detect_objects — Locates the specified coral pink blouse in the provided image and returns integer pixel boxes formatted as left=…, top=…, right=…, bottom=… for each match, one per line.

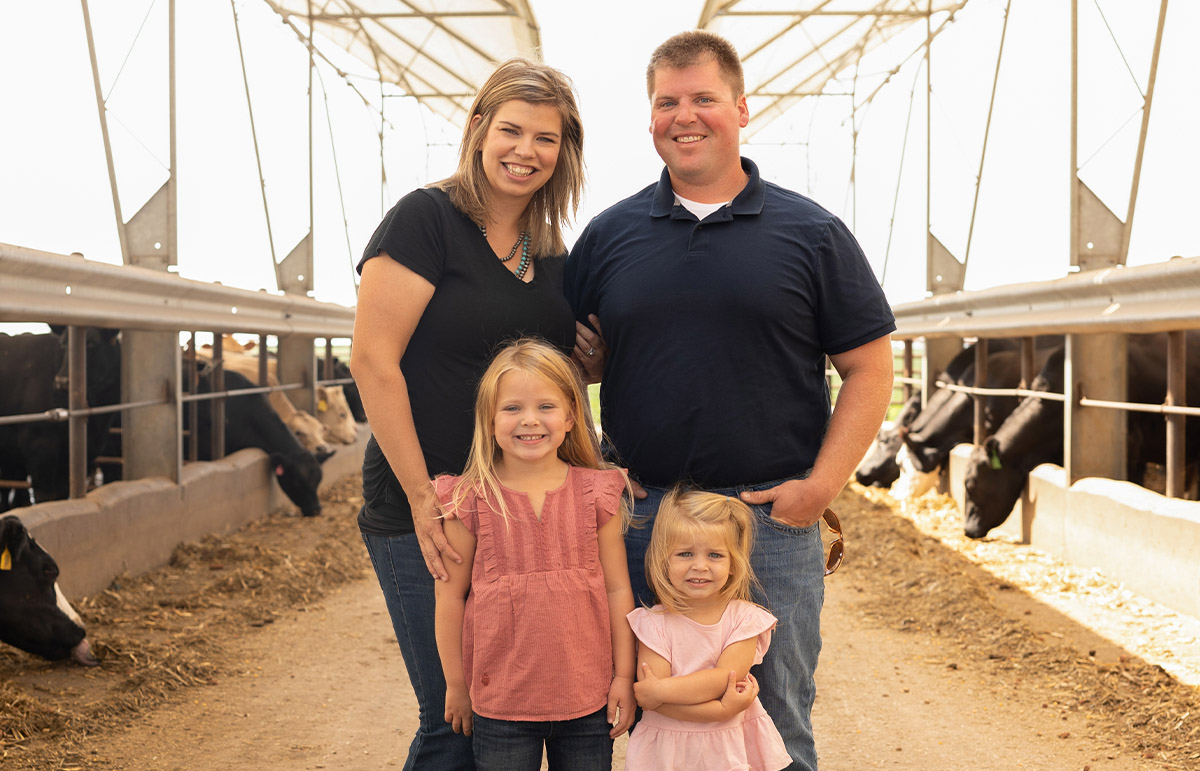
left=435, top=466, right=627, bottom=721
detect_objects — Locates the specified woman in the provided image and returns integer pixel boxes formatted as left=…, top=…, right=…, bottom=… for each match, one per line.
left=350, top=59, right=599, bottom=769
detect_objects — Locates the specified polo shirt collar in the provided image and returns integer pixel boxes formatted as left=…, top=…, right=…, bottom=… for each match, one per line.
left=650, top=157, right=766, bottom=218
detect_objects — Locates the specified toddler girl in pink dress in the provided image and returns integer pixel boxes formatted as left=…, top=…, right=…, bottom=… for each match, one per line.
left=433, top=339, right=637, bottom=770
left=627, top=489, right=792, bottom=771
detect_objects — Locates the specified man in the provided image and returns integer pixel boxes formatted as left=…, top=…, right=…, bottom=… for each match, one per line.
left=565, top=30, right=895, bottom=770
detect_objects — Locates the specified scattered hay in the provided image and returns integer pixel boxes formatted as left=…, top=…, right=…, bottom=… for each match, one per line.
left=840, top=484, right=1200, bottom=769
left=0, top=475, right=367, bottom=770
left=5, top=475, right=1198, bottom=769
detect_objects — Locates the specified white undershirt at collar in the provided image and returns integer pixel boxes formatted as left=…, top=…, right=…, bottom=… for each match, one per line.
left=674, top=193, right=731, bottom=221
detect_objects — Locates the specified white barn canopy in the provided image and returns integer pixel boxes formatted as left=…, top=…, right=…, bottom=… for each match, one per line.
left=262, top=0, right=542, bottom=128
left=699, top=0, right=968, bottom=139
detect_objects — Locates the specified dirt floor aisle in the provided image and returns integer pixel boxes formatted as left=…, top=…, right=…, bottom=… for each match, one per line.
left=4, top=479, right=1195, bottom=769
left=45, top=561, right=1141, bottom=770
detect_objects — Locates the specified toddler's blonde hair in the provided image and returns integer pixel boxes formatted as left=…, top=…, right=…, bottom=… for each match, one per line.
left=644, top=487, right=757, bottom=613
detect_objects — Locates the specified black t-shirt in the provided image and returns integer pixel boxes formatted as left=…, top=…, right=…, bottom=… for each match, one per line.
left=356, top=187, right=575, bottom=535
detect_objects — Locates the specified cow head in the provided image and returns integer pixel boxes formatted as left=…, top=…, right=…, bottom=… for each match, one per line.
left=962, top=437, right=1025, bottom=539
left=856, top=392, right=922, bottom=488
left=0, top=516, right=98, bottom=665
left=315, top=385, right=358, bottom=444
left=286, top=411, right=332, bottom=457
left=322, top=357, right=366, bottom=423
left=49, top=327, right=121, bottom=400
left=271, top=452, right=323, bottom=518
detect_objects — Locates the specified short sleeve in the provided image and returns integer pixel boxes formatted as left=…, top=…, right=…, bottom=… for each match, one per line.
left=627, top=606, right=671, bottom=662
left=357, top=188, right=448, bottom=287
left=591, top=468, right=627, bottom=528
left=813, top=215, right=895, bottom=356
left=725, top=601, right=779, bottom=666
left=433, top=474, right=476, bottom=534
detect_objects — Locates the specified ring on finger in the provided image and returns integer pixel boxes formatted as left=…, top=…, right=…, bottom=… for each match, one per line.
left=586, top=347, right=596, bottom=356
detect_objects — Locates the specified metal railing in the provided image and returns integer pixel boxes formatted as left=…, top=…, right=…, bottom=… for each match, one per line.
left=0, top=243, right=356, bottom=502
left=888, top=255, right=1200, bottom=499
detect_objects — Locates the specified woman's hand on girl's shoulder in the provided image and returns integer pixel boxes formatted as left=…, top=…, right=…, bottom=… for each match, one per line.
left=411, top=482, right=461, bottom=581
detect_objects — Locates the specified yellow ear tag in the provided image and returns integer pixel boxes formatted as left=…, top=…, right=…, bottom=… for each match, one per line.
left=1, top=547, right=11, bottom=571
left=317, top=399, right=328, bottom=413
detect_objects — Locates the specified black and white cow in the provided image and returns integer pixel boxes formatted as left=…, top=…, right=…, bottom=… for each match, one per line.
left=0, top=328, right=121, bottom=509
left=855, top=390, right=922, bottom=488
left=854, top=340, right=985, bottom=492
left=195, top=369, right=328, bottom=517
left=963, top=332, right=1200, bottom=538
left=893, top=338, right=1062, bottom=499
left=0, top=515, right=98, bottom=665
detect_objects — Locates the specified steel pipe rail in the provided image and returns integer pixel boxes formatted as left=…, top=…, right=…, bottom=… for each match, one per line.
left=892, top=255, right=1200, bottom=339
left=0, top=243, right=355, bottom=335
left=936, top=381, right=1068, bottom=402
left=1078, top=397, right=1200, bottom=418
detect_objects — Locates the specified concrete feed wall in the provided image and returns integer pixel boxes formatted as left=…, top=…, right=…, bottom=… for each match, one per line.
left=13, top=424, right=368, bottom=599
left=948, top=443, right=1200, bottom=620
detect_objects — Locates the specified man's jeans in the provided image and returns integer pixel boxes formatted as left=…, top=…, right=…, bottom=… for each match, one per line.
left=361, top=530, right=476, bottom=770
left=625, top=478, right=824, bottom=771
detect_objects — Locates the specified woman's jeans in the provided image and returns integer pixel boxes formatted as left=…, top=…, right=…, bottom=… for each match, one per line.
left=626, top=478, right=825, bottom=771
left=361, top=529, right=475, bottom=770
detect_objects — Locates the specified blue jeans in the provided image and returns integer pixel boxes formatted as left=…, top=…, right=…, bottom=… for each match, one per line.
left=626, top=478, right=824, bottom=771
left=472, top=707, right=613, bottom=771
left=361, top=529, right=476, bottom=770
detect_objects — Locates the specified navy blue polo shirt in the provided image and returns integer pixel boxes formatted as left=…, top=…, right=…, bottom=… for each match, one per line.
left=565, top=158, right=894, bottom=488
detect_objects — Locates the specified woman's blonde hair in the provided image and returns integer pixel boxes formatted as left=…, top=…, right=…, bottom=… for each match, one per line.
left=448, top=339, right=630, bottom=526
left=433, top=58, right=585, bottom=259
left=644, top=488, right=758, bottom=614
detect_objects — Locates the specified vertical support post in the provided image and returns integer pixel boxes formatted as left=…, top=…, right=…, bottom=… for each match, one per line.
left=973, top=338, right=989, bottom=445
left=278, top=334, right=317, bottom=414
left=921, top=337, right=962, bottom=411
left=121, top=330, right=181, bottom=484
left=924, top=0, right=933, bottom=293
left=258, top=334, right=270, bottom=387
left=67, top=326, right=88, bottom=499
left=324, top=338, right=334, bottom=381
left=186, top=332, right=198, bottom=462
left=902, top=340, right=914, bottom=402
left=211, top=334, right=225, bottom=461
left=1165, top=330, right=1186, bottom=499
left=168, top=0, right=177, bottom=265
left=1069, top=0, right=1079, bottom=268
left=1065, top=333, right=1126, bottom=484
left=80, top=0, right=129, bottom=263
left=307, top=0, right=316, bottom=296
left=1020, top=337, right=1036, bottom=389
left=1119, top=0, right=1169, bottom=264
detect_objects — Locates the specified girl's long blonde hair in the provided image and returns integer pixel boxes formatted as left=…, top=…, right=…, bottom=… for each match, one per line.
left=432, top=58, right=585, bottom=259
left=447, top=339, right=630, bottom=526
left=644, top=488, right=758, bottom=614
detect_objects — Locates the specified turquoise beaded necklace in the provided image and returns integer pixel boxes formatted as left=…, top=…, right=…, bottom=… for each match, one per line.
left=480, top=225, right=531, bottom=281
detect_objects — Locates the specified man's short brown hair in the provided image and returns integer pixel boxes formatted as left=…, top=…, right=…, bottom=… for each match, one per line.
left=646, top=30, right=745, bottom=100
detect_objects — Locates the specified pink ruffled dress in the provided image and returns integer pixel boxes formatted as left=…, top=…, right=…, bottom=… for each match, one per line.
left=434, top=466, right=626, bottom=721
left=626, top=601, right=792, bottom=771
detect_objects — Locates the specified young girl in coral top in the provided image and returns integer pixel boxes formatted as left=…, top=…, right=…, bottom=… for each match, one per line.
left=626, top=489, right=792, bottom=771
left=433, top=339, right=636, bottom=770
